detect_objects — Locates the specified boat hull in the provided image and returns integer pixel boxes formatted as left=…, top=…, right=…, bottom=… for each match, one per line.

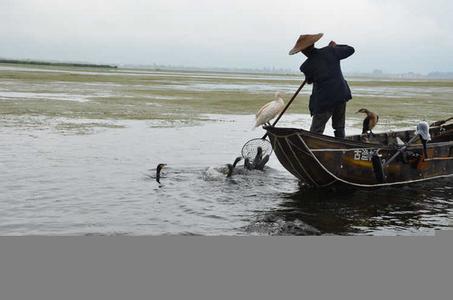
left=266, top=126, right=453, bottom=189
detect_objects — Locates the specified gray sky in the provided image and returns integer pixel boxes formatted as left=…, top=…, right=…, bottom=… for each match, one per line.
left=1, top=0, right=453, bottom=73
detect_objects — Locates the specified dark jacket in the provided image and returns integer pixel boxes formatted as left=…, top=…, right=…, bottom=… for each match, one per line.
left=299, top=45, right=354, bottom=115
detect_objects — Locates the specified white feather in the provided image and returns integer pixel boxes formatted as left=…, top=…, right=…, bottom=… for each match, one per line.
left=254, top=92, right=285, bottom=128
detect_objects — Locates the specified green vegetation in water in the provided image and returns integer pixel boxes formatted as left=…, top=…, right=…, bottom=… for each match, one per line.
left=0, top=66, right=452, bottom=129
left=54, top=122, right=125, bottom=135
left=0, top=59, right=117, bottom=69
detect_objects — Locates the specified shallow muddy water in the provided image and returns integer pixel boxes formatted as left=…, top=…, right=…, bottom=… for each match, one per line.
left=0, top=64, right=452, bottom=235
left=0, top=114, right=452, bottom=236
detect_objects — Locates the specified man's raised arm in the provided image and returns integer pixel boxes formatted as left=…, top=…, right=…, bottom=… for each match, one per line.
left=329, top=41, right=355, bottom=60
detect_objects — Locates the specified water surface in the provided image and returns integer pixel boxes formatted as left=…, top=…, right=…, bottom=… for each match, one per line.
left=0, top=114, right=451, bottom=236
left=1, top=64, right=452, bottom=235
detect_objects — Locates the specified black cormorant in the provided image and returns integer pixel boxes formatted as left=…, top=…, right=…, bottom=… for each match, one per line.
left=226, top=157, right=242, bottom=177
left=156, top=163, right=166, bottom=183
left=357, top=108, right=379, bottom=135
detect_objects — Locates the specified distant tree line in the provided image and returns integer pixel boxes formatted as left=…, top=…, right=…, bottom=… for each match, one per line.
left=0, top=59, right=117, bottom=69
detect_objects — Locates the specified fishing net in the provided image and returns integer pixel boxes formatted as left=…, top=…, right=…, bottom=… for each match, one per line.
left=241, top=138, right=273, bottom=160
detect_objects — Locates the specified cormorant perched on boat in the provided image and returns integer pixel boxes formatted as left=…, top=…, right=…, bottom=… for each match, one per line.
left=357, top=108, right=379, bottom=135
left=156, top=163, right=166, bottom=183
left=226, top=157, right=242, bottom=177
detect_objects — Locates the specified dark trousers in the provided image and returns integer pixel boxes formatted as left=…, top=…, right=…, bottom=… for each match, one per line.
left=310, top=102, right=346, bottom=138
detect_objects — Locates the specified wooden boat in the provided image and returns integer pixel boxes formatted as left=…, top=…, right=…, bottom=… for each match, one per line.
left=265, top=122, right=453, bottom=189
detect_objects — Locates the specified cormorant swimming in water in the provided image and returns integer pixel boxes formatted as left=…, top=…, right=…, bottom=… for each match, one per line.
left=254, top=154, right=270, bottom=171
left=226, top=157, right=242, bottom=177
left=253, top=147, right=263, bottom=167
left=244, top=157, right=253, bottom=170
left=244, top=147, right=270, bottom=171
left=156, top=163, right=166, bottom=183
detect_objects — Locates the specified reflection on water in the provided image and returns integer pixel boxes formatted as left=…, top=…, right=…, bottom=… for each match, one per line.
left=255, top=179, right=453, bottom=236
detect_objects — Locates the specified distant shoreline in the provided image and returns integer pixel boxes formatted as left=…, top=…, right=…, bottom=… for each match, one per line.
left=0, top=59, right=117, bottom=69
left=2, top=58, right=453, bottom=79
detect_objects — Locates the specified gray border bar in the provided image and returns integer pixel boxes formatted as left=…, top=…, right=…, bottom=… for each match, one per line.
left=1, top=235, right=452, bottom=300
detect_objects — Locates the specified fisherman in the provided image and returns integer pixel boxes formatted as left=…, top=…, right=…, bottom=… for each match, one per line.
left=289, top=33, right=355, bottom=138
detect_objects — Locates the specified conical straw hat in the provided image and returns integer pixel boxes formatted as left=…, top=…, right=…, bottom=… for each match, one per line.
left=289, top=33, right=324, bottom=55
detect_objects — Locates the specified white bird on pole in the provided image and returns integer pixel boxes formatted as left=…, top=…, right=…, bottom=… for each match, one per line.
left=254, top=92, right=285, bottom=129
